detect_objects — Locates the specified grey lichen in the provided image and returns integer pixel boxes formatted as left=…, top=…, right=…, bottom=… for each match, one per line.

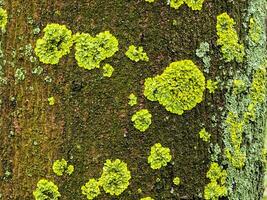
left=222, top=0, right=267, bottom=199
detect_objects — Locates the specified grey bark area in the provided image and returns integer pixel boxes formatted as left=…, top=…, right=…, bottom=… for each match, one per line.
left=0, top=0, right=266, bottom=200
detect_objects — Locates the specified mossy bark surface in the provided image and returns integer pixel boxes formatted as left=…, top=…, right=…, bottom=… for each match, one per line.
left=0, top=0, right=266, bottom=200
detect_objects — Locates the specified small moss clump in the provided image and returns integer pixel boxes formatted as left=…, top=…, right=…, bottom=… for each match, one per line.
left=216, top=13, right=245, bottom=63
left=0, top=8, right=7, bottom=30
left=170, top=0, right=205, bottom=10
left=204, top=162, right=227, bottom=200
left=148, top=143, right=172, bottom=170
left=33, top=179, right=61, bottom=200
left=199, top=128, right=211, bottom=142
left=99, top=159, right=131, bottom=196
left=206, top=80, right=218, bottom=94
left=173, top=177, right=181, bottom=186
left=144, top=60, right=205, bottom=115
left=52, top=158, right=74, bottom=176
left=74, top=31, right=119, bottom=70
left=102, top=63, right=114, bottom=77
left=125, top=45, right=149, bottom=62
left=81, top=179, right=101, bottom=200
left=128, top=93, right=137, bottom=106
left=34, top=23, right=73, bottom=64
left=131, top=109, right=152, bottom=132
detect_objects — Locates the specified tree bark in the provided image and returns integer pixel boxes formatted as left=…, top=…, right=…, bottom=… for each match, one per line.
left=0, top=0, right=266, bottom=200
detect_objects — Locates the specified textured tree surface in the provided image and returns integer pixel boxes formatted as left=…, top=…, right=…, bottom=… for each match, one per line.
left=0, top=0, right=266, bottom=200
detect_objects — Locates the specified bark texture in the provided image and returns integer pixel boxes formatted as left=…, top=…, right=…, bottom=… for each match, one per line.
left=0, top=0, right=266, bottom=200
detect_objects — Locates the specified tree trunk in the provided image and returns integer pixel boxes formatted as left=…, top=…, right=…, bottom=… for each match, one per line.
left=0, top=0, right=266, bottom=200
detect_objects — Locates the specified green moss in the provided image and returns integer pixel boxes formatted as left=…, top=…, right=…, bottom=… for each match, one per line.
left=206, top=80, right=218, bottom=94
left=170, top=0, right=205, bottom=10
left=148, top=143, right=172, bottom=170
left=199, top=128, right=211, bottom=142
left=125, top=45, right=149, bottom=62
left=102, top=63, right=114, bottom=77
left=99, top=159, right=131, bottom=196
left=144, top=60, right=205, bottom=115
left=128, top=93, right=137, bottom=106
left=204, top=162, right=227, bottom=200
left=131, top=109, right=152, bottom=132
left=34, top=23, right=73, bottom=65
left=81, top=179, right=101, bottom=200
left=0, top=7, right=7, bottom=30
left=216, top=13, right=245, bottom=63
left=52, top=158, right=74, bottom=176
left=173, top=177, right=181, bottom=186
left=33, top=179, right=61, bottom=200
left=48, top=97, right=55, bottom=106
left=74, top=31, right=119, bottom=70
left=249, top=17, right=262, bottom=44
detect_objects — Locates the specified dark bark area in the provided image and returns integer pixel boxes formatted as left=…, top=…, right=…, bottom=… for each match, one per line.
left=0, top=0, right=264, bottom=200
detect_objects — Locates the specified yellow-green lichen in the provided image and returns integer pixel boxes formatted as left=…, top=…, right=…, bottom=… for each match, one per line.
left=148, top=143, right=172, bottom=170
left=102, top=63, right=114, bottom=77
left=128, top=93, right=137, bottom=106
left=125, top=45, right=149, bottom=62
left=224, top=112, right=246, bottom=169
left=33, top=179, right=61, bottom=200
left=74, top=31, right=119, bottom=70
left=145, top=0, right=155, bottom=3
left=81, top=179, right=101, bottom=200
left=48, top=96, right=55, bottom=106
left=173, top=177, right=180, bottom=186
left=224, top=68, right=266, bottom=169
left=140, top=197, right=154, bottom=200
left=34, top=23, right=73, bottom=65
left=170, top=0, right=205, bottom=11
left=144, top=60, right=205, bottom=115
left=199, top=128, right=211, bottom=142
left=206, top=80, right=218, bottom=94
left=0, top=7, right=7, bottom=31
left=249, top=17, right=262, bottom=44
left=244, top=67, right=266, bottom=122
left=131, top=109, right=152, bottom=132
left=52, top=158, right=74, bottom=176
left=204, top=162, right=227, bottom=200
left=233, top=79, right=246, bottom=94
left=99, top=159, right=131, bottom=196
left=216, top=13, right=245, bottom=63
